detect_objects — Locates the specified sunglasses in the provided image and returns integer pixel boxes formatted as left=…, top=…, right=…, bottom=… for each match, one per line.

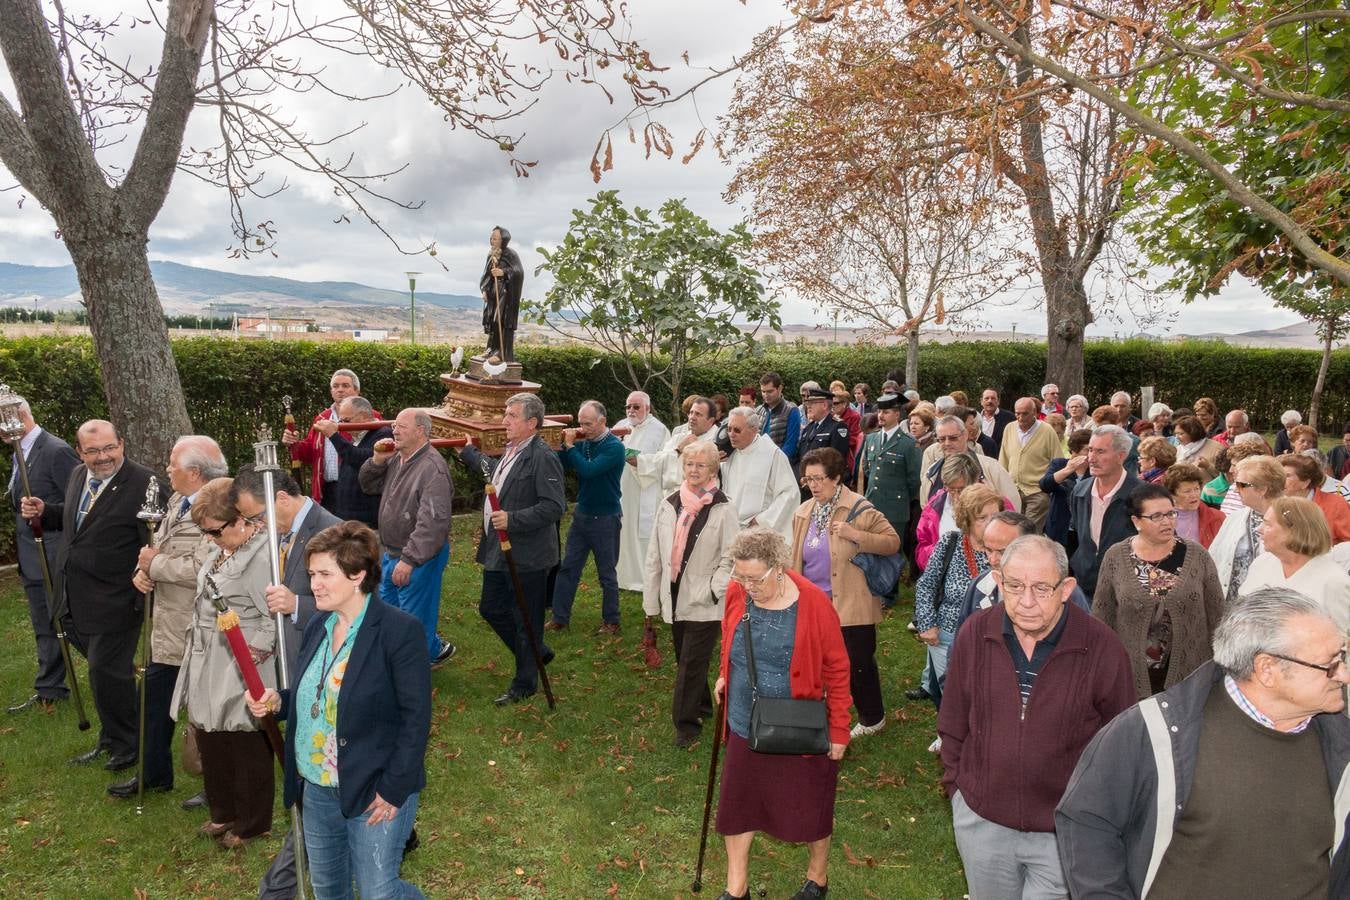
left=200, top=522, right=230, bottom=537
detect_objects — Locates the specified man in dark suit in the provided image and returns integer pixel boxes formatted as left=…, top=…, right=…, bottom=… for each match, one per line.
left=232, top=463, right=342, bottom=900
left=458, top=392, right=566, bottom=705
left=1068, top=425, right=1142, bottom=601
left=978, top=389, right=1016, bottom=449
left=6, top=398, right=80, bottom=713
left=229, top=465, right=342, bottom=680
left=22, top=419, right=159, bottom=769
left=797, top=387, right=850, bottom=498
left=325, top=396, right=390, bottom=527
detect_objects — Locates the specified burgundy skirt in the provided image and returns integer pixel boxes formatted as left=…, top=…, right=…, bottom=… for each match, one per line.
left=715, top=731, right=839, bottom=842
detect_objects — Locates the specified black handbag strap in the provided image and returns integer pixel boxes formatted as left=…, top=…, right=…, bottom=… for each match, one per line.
left=740, top=613, right=761, bottom=702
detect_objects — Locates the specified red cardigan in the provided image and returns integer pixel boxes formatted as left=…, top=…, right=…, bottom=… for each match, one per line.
left=719, top=570, right=854, bottom=746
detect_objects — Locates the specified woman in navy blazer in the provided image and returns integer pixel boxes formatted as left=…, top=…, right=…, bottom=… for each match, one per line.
left=249, top=521, right=430, bottom=899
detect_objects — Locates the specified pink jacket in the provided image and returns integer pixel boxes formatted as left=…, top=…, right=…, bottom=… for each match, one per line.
left=916, top=488, right=1014, bottom=571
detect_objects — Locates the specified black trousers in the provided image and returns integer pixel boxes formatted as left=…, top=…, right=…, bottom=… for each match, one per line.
left=479, top=568, right=550, bottom=694
left=72, top=623, right=140, bottom=758
left=670, top=619, right=720, bottom=738
left=198, top=729, right=275, bottom=838
left=842, top=624, right=885, bottom=727
left=21, top=576, right=68, bottom=700
left=142, top=662, right=179, bottom=788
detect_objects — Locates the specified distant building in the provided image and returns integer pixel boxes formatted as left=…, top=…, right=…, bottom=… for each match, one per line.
left=237, top=315, right=314, bottom=333
left=351, top=329, right=390, bottom=342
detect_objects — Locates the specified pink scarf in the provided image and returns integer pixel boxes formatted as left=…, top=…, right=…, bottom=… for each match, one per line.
left=670, top=483, right=715, bottom=582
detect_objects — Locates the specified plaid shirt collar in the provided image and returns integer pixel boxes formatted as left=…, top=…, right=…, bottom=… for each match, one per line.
left=1223, top=674, right=1312, bottom=734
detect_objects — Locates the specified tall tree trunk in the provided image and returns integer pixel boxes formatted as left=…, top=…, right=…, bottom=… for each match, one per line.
left=1310, top=325, right=1333, bottom=431
left=905, top=330, right=920, bottom=391
left=1045, top=278, right=1090, bottom=397
left=68, top=233, right=193, bottom=467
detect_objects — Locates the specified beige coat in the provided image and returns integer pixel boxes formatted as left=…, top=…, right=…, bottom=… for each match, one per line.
left=146, top=493, right=210, bottom=665
left=171, top=534, right=276, bottom=732
left=791, top=486, right=901, bottom=627
left=643, top=490, right=737, bottom=624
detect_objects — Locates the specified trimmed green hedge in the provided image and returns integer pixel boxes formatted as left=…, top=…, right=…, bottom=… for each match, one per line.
left=0, top=334, right=1345, bottom=562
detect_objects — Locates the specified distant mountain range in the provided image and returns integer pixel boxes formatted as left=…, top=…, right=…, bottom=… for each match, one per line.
left=0, top=260, right=481, bottom=315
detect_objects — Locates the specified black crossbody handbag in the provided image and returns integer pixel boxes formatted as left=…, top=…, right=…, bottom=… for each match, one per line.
left=742, top=612, right=829, bottom=755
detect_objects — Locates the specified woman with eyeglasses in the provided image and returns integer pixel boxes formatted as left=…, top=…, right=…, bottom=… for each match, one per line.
left=1209, top=455, right=1286, bottom=601
left=642, top=441, right=738, bottom=748
left=1239, top=497, right=1350, bottom=632
left=1091, top=483, right=1224, bottom=699
left=170, top=476, right=276, bottom=848
left=713, top=527, right=851, bottom=900
left=791, top=448, right=899, bottom=739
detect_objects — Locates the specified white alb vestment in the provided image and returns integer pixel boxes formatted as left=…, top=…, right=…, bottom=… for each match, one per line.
left=615, top=413, right=671, bottom=591
left=720, top=434, right=799, bottom=541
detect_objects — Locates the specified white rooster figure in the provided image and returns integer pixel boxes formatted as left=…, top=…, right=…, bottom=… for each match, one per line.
left=449, top=346, right=464, bottom=377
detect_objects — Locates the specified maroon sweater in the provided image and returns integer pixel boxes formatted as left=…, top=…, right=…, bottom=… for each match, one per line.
left=938, top=603, right=1135, bottom=832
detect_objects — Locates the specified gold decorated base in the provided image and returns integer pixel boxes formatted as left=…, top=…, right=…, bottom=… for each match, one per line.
left=431, top=374, right=569, bottom=454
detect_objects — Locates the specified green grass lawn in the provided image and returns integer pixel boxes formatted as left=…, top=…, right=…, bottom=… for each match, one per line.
left=0, top=515, right=966, bottom=898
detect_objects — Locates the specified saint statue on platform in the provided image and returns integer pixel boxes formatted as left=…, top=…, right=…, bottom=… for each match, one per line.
left=479, top=226, right=524, bottom=362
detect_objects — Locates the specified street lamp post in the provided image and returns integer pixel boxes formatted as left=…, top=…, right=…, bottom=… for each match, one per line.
left=406, top=272, right=422, bottom=346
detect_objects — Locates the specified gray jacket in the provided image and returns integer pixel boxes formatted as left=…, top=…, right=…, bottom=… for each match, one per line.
left=360, top=442, right=453, bottom=567
left=460, top=436, right=565, bottom=572
left=1055, top=660, right=1350, bottom=898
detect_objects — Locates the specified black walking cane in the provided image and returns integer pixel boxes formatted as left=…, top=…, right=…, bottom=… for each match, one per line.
left=0, top=388, right=90, bottom=731
left=484, top=483, right=556, bottom=710
left=691, top=698, right=725, bottom=893
left=134, top=477, right=167, bottom=814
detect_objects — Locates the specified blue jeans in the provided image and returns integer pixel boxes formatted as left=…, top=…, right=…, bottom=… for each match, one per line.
left=923, top=627, right=957, bottom=709
left=303, top=781, right=424, bottom=900
left=548, top=513, right=621, bottom=625
left=380, top=543, right=449, bottom=658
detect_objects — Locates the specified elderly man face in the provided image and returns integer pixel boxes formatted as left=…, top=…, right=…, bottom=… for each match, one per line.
left=981, top=519, right=1022, bottom=571
left=1225, top=411, right=1249, bottom=441
left=1087, top=432, right=1127, bottom=480
left=1257, top=614, right=1349, bottom=718
left=576, top=403, right=607, bottom=440
left=981, top=389, right=999, bottom=414
left=727, top=412, right=756, bottom=451
left=1014, top=397, right=1038, bottom=430
left=1042, top=385, right=1059, bottom=405
left=330, top=372, right=358, bottom=403
left=502, top=401, right=537, bottom=444
left=624, top=392, right=649, bottom=425
left=338, top=397, right=372, bottom=425
left=803, top=395, right=829, bottom=423
left=936, top=419, right=967, bottom=456
left=166, top=441, right=211, bottom=497
left=687, top=400, right=716, bottom=436
left=996, top=543, right=1074, bottom=643
left=1111, top=393, right=1133, bottom=424
left=392, top=409, right=429, bottom=455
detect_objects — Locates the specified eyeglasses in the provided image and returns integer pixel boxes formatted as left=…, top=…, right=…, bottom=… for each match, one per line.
left=1135, top=510, right=1179, bottom=523
left=200, top=521, right=232, bottom=537
left=1265, top=649, right=1348, bottom=679
left=1000, top=578, right=1063, bottom=600
left=802, top=474, right=833, bottom=484
left=730, top=568, right=776, bottom=588
left=80, top=443, right=119, bottom=456
left=1233, top=480, right=1254, bottom=489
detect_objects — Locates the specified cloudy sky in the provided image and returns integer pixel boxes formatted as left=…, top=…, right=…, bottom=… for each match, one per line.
left=0, top=0, right=1299, bottom=335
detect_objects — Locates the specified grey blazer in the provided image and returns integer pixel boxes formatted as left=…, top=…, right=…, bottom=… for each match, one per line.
left=276, top=500, right=342, bottom=679
left=460, top=435, right=565, bottom=572
left=10, top=429, right=80, bottom=588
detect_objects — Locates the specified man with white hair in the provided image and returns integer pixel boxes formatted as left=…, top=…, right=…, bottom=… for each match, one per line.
left=1217, top=408, right=1251, bottom=447
left=719, top=406, right=799, bottom=540
left=633, top=396, right=718, bottom=498
left=1057, top=588, right=1350, bottom=898
left=1110, top=391, right=1140, bottom=434
left=615, top=391, right=670, bottom=591
left=934, top=395, right=957, bottom=415
left=1067, top=425, right=1141, bottom=601
left=5, top=397, right=79, bottom=715
left=119, top=435, right=225, bottom=799
left=1274, top=409, right=1303, bottom=455
left=1038, top=384, right=1063, bottom=419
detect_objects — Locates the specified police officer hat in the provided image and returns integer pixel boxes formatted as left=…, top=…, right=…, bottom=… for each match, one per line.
left=875, top=393, right=902, bottom=410
left=803, top=387, right=833, bottom=401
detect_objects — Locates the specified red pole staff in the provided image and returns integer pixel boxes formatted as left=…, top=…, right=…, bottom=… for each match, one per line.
left=206, top=578, right=285, bottom=763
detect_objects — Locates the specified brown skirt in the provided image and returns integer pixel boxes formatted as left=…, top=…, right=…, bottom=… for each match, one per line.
left=715, top=731, right=838, bottom=842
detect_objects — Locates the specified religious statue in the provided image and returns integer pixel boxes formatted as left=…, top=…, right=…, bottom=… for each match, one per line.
left=478, top=225, right=524, bottom=362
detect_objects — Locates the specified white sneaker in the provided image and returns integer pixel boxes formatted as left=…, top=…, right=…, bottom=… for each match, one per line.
left=927, top=736, right=942, bottom=754
left=850, top=718, right=886, bottom=738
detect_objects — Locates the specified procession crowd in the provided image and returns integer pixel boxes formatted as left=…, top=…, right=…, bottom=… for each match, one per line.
left=6, top=365, right=1350, bottom=900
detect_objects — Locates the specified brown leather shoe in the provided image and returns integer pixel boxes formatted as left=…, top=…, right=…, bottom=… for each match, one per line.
left=595, top=622, right=620, bottom=636
left=199, top=821, right=233, bottom=837
left=218, top=830, right=266, bottom=850
left=543, top=620, right=567, bottom=632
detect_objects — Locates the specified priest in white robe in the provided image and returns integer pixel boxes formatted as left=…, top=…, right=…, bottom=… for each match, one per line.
left=615, top=391, right=671, bottom=591
left=633, top=396, right=720, bottom=499
left=719, top=406, right=799, bottom=541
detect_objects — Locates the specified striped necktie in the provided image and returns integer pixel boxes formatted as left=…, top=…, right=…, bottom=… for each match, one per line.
left=77, top=478, right=103, bottom=529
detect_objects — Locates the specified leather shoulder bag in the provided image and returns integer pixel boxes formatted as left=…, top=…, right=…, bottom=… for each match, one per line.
left=742, top=611, right=829, bottom=755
